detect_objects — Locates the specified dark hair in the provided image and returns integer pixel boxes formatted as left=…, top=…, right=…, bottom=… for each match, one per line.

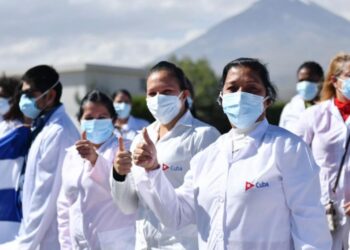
left=111, top=89, right=132, bottom=102
left=148, top=61, right=187, bottom=91
left=77, top=90, right=117, bottom=121
left=220, top=57, right=277, bottom=102
left=22, top=65, right=62, bottom=104
left=0, top=76, right=24, bottom=122
left=297, top=61, right=324, bottom=81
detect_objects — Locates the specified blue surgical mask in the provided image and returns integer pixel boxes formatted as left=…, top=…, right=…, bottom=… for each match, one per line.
left=19, top=94, right=42, bottom=119
left=146, top=92, right=182, bottom=125
left=80, top=118, right=114, bottom=144
left=0, top=97, right=10, bottom=115
left=186, top=97, right=193, bottom=109
left=222, top=91, right=266, bottom=129
left=296, top=81, right=318, bottom=101
left=19, top=80, right=60, bottom=119
left=338, top=78, right=350, bottom=100
left=114, top=102, right=131, bottom=119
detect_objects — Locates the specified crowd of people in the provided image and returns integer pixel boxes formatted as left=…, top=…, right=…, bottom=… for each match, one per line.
left=0, top=52, right=349, bottom=250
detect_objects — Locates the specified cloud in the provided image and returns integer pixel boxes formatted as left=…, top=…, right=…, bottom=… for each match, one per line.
left=0, top=0, right=349, bottom=72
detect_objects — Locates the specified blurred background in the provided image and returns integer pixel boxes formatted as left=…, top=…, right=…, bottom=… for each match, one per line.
left=2, top=0, right=350, bottom=132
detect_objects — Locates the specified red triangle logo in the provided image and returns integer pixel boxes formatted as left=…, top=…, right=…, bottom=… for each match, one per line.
left=245, top=181, right=255, bottom=191
left=162, top=163, right=169, bottom=171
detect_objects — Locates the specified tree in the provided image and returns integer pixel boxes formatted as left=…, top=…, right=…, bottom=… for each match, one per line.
left=169, top=55, right=231, bottom=133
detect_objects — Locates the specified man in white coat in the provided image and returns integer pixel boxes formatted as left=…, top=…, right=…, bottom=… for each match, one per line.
left=0, top=65, right=79, bottom=250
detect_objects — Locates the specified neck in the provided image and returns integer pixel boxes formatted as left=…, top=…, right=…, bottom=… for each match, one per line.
left=116, top=117, right=129, bottom=126
left=159, top=107, right=187, bottom=139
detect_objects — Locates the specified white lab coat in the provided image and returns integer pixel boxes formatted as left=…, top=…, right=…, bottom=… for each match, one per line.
left=114, top=115, right=149, bottom=142
left=292, top=99, right=350, bottom=249
left=279, top=95, right=306, bottom=131
left=0, top=119, right=21, bottom=137
left=1, top=105, right=80, bottom=250
left=111, top=110, right=220, bottom=249
left=131, top=119, right=332, bottom=250
left=57, top=135, right=136, bottom=250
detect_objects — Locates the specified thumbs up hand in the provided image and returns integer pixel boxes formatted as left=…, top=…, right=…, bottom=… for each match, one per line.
left=133, top=128, right=158, bottom=170
left=113, top=136, right=132, bottom=175
left=76, top=131, right=98, bottom=165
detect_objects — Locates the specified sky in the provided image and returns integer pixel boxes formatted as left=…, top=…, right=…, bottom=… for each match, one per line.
left=1, top=0, right=349, bottom=72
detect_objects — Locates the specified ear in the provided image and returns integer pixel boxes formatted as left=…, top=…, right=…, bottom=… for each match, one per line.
left=181, top=90, right=190, bottom=101
left=46, top=89, right=57, bottom=106
left=330, top=75, right=339, bottom=88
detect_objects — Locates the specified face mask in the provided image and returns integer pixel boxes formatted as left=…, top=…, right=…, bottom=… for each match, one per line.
left=0, top=97, right=10, bottom=115
left=114, top=102, right=131, bottom=119
left=19, top=80, right=60, bottom=119
left=222, top=91, right=267, bottom=129
left=187, top=97, right=193, bottom=109
left=296, top=81, right=318, bottom=101
left=146, top=92, right=183, bottom=125
left=338, top=78, right=350, bottom=100
left=80, top=118, right=114, bottom=144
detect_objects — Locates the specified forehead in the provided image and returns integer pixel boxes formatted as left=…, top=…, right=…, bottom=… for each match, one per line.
left=83, top=101, right=110, bottom=114
left=340, top=62, right=350, bottom=75
left=224, top=66, right=263, bottom=84
left=114, top=92, right=130, bottom=102
left=147, top=70, right=180, bottom=90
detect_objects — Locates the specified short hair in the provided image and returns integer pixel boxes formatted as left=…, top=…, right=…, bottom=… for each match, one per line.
left=21, top=65, right=62, bottom=104
left=148, top=61, right=187, bottom=91
left=111, top=89, right=132, bottom=102
left=321, top=52, right=350, bottom=101
left=77, top=90, right=117, bottom=121
left=297, top=61, right=324, bottom=81
left=219, top=57, right=277, bottom=103
left=0, top=76, right=23, bottom=122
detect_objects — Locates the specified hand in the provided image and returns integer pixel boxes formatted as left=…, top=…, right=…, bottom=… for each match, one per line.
left=113, top=136, right=132, bottom=175
left=76, top=132, right=98, bottom=165
left=344, top=202, right=350, bottom=216
left=133, top=128, right=158, bottom=170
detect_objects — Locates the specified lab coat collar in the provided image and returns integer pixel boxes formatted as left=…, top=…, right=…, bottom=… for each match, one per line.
left=329, top=98, right=349, bottom=125
left=147, top=110, right=194, bottom=143
left=221, top=119, right=268, bottom=165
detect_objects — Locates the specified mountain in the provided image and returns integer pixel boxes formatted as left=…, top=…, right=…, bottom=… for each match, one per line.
left=162, top=0, right=350, bottom=100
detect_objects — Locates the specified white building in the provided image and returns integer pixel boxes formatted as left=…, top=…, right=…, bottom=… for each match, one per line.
left=5, top=63, right=147, bottom=125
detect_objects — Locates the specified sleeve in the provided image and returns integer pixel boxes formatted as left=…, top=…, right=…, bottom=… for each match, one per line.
left=57, top=154, right=73, bottom=249
left=278, top=105, right=288, bottom=128
left=289, top=109, right=314, bottom=145
left=278, top=138, right=332, bottom=249
left=133, top=158, right=197, bottom=230
left=17, top=127, right=78, bottom=249
left=110, top=172, right=139, bottom=214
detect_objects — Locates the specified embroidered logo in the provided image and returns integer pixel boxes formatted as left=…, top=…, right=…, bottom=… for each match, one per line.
left=161, top=163, right=183, bottom=171
left=245, top=181, right=269, bottom=191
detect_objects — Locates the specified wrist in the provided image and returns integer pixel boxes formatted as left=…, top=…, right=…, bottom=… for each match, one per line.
left=146, top=162, right=160, bottom=172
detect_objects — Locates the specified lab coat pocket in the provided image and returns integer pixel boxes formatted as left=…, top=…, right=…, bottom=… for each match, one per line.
left=98, top=226, right=135, bottom=250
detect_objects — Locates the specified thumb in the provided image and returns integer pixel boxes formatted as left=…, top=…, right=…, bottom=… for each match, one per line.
left=142, top=128, right=153, bottom=145
left=82, top=131, right=87, bottom=140
left=118, top=136, right=125, bottom=152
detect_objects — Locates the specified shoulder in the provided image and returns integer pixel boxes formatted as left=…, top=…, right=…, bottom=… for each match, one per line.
left=191, top=117, right=220, bottom=137
left=130, top=116, right=150, bottom=127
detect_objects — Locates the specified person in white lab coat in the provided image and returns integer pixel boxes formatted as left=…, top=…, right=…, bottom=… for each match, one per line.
left=57, top=90, right=136, bottom=250
left=0, top=65, right=80, bottom=250
left=123, top=57, right=332, bottom=250
left=293, top=53, right=350, bottom=250
left=111, top=61, right=220, bottom=249
left=112, top=89, right=149, bottom=142
left=279, top=61, right=324, bottom=131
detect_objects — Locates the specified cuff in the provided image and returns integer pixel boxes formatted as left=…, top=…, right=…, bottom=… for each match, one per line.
left=113, top=168, right=126, bottom=182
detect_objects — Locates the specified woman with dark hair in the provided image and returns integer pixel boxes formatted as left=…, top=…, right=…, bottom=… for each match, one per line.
left=0, top=76, right=30, bottom=243
left=0, top=76, right=24, bottom=136
left=293, top=53, right=350, bottom=249
left=111, top=61, right=220, bottom=249
left=112, top=89, right=149, bottom=142
left=121, top=58, right=332, bottom=249
left=279, top=61, right=324, bottom=131
left=57, top=90, right=136, bottom=249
